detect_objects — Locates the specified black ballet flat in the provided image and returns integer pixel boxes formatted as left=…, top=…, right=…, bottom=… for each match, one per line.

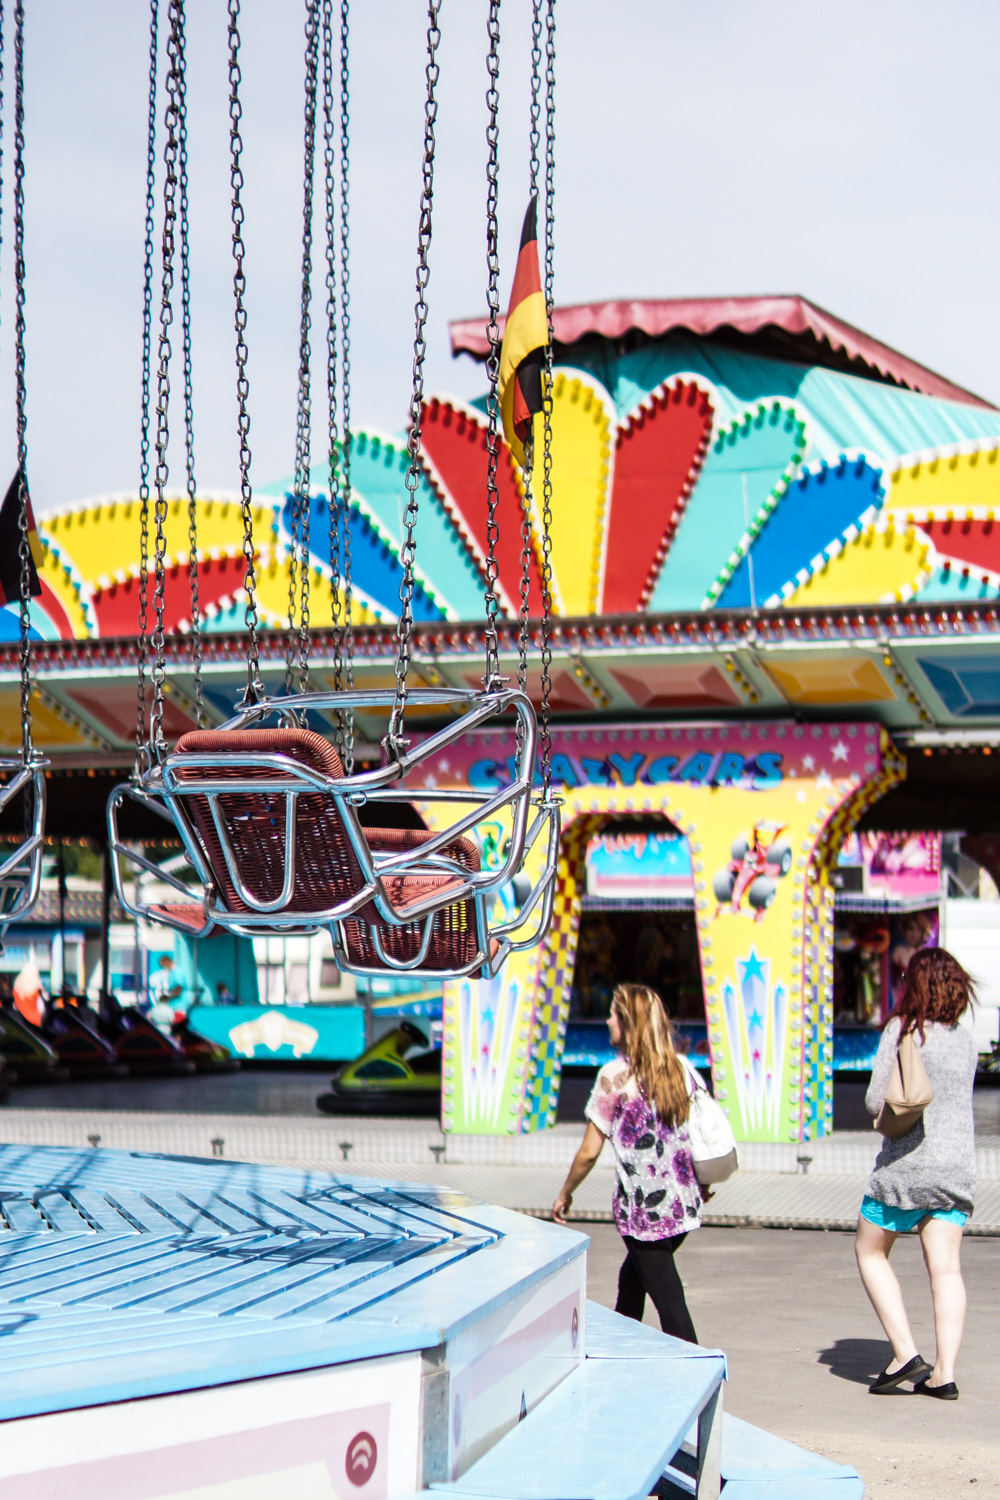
left=914, top=1378, right=959, bottom=1401
left=868, top=1354, right=932, bottom=1393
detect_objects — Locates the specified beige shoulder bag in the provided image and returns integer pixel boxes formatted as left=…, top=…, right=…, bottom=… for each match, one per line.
left=874, top=1028, right=933, bottom=1139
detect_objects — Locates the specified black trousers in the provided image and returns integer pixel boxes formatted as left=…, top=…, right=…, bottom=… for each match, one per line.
left=615, top=1232, right=698, bottom=1344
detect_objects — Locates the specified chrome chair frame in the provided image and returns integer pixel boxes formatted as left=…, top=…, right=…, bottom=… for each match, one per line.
left=0, top=757, right=47, bottom=950
left=107, top=687, right=561, bottom=978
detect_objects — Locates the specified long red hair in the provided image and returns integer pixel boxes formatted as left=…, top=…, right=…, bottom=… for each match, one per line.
left=894, top=946, right=975, bottom=1040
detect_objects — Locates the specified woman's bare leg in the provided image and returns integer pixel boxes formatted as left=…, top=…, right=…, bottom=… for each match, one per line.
left=855, top=1216, right=919, bottom=1370
left=918, top=1217, right=966, bottom=1386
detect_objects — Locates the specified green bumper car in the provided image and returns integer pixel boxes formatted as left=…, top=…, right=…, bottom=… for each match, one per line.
left=317, top=1021, right=441, bottom=1116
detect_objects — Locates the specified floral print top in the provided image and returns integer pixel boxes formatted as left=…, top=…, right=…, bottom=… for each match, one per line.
left=585, top=1059, right=702, bottom=1241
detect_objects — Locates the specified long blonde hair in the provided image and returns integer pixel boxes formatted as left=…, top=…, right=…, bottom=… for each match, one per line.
left=612, top=983, right=691, bottom=1127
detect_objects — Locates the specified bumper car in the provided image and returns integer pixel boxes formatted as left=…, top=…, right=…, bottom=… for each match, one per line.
left=170, top=1013, right=240, bottom=1073
left=317, top=1021, right=441, bottom=1116
left=0, top=1006, right=67, bottom=1081
left=42, top=1000, right=129, bottom=1079
left=91, top=998, right=196, bottom=1076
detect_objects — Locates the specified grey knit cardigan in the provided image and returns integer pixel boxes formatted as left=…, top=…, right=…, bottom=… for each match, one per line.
left=865, top=1016, right=977, bottom=1216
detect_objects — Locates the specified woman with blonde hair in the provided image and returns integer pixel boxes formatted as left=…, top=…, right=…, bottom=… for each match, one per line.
left=553, top=984, right=702, bottom=1341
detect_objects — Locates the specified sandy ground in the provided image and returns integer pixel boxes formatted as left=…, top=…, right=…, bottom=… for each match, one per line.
left=585, top=1222, right=1000, bottom=1499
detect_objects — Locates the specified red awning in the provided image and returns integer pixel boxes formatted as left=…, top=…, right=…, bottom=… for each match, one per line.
left=449, top=294, right=993, bottom=409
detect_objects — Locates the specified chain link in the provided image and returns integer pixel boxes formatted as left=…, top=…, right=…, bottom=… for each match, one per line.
left=338, top=0, right=354, bottom=770
left=286, top=0, right=320, bottom=696
left=385, top=0, right=441, bottom=762
left=481, top=0, right=503, bottom=691
left=538, top=0, right=556, bottom=796
left=149, top=0, right=183, bottom=761
left=13, top=0, right=32, bottom=762
left=228, top=0, right=262, bottom=705
left=175, top=1, right=203, bottom=726
left=134, top=0, right=159, bottom=776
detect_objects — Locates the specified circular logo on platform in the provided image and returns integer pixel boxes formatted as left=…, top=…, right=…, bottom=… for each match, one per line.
left=345, top=1432, right=378, bottom=1487
left=571, top=1306, right=579, bottom=1350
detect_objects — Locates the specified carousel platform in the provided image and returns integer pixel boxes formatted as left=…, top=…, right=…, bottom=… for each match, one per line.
left=0, top=1146, right=861, bottom=1499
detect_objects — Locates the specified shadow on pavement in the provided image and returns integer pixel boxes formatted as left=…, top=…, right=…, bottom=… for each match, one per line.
left=817, top=1337, right=888, bottom=1386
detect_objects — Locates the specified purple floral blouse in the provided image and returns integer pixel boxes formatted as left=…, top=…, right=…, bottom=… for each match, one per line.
left=585, top=1060, right=702, bottom=1241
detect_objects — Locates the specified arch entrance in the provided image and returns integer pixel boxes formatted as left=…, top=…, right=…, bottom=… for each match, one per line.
left=430, top=721, right=903, bottom=1143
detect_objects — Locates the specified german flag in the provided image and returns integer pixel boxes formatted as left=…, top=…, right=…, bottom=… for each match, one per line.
left=498, top=196, right=548, bottom=469
left=0, top=469, right=43, bottom=607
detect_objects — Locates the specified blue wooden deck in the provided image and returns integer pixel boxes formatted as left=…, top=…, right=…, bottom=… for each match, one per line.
left=0, top=1144, right=587, bottom=1421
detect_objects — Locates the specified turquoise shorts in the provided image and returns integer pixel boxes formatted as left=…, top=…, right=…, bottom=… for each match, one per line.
left=860, top=1195, right=967, bottom=1232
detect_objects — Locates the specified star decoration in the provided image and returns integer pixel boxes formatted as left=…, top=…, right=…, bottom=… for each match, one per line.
left=748, top=1008, right=763, bottom=1031
left=816, top=771, right=832, bottom=789
left=831, top=740, right=849, bottom=762
left=802, top=754, right=815, bottom=772
left=796, top=790, right=807, bottom=803
left=741, top=949, right=766, bottom=984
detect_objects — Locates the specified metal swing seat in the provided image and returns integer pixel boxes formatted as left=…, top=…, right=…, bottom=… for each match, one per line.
left=110, top=686, right=560, bottom=980
left=0, top=757, right=45, bottom=945
left=110, top=0, right=561, bottom=981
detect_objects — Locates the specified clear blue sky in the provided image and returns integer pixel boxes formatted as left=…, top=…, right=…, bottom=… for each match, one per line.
left=2, top=0, right=998, bottom=511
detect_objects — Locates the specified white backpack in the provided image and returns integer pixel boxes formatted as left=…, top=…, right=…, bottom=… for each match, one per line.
left=680, top=1055, right=738, bottom=1185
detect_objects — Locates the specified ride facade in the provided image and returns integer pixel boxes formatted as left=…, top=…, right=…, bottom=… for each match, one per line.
left=5, top=0, right=1000, bottom=1148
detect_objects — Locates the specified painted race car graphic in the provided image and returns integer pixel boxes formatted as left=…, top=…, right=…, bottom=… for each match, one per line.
left=713, top=821, right=793, bottom=920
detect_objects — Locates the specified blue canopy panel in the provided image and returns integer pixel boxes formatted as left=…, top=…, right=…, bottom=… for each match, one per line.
left=918, top=654, right=1000, bottom=717
left=567, top=335, right=1000, bottom=468
left=649, top=400, right=807, bottom=611
left=264, top=428, right=486, bottom=623
left=280, top=492, right=445, bottom=624
left=713, top=454, right=886, bottom=609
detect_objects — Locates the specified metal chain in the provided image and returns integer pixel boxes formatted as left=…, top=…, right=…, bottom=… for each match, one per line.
left=135, top=0, right=159, bottom=777
left=13, top=0, right=31, bottom=762
left=322, top=0, right=341, bottom=681
left=149, top=0, right=183, bottom=761
left=228, top=0, right=262, bottom=704
left=176, top=0, right=203, bottom=726
left=286, top=0, right=320, bottom=695
left=538, top=0, right=556, bottom=796
left=517, top=0, right=545, bottom=724
left=481, top=0, right=502, bottom=691
left=385, top=0, right=441, bottom=762
left=338, top=0, right=354, bottom=770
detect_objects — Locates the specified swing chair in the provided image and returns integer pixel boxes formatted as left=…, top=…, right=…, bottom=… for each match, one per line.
left=0, top=6, right=47, bottom=950
left=109, top=0, right=560, bottom=979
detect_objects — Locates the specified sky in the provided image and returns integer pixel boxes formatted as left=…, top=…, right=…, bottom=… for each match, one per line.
left=1, top=0, right=999, bottom=513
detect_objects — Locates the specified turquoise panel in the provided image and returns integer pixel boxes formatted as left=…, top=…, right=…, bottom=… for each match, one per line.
left=566, top=335, right=1000, bottom=466
left=650, top=402, right=806, bottom=611
left=914, top=562, right=1000, bottom=604
left=188, top=1000, right=366, bottom=1061
left=919, top=653, right=1000, bottom=716
left=264, top=429, right=485, bottom=622
left=716, top=454, right=885, bottom=608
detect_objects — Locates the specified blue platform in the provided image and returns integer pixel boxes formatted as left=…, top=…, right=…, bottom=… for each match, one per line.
left=0, top=1147, right=862, bottom=1499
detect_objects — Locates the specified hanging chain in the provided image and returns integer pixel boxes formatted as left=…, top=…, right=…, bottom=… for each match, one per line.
left=338, top=0, right=354, bottom=770
left=538, top=0, right=556, bottom=796
left=176, top=0, right=203, bottom=726
left=286, top=0, right=320, bottom=695
left=13, top=0, right=32, bottom=762
left=134, top=0, right=159, bottom=777
left=481, top=0, right=503, bottom=692
left=323, top=0, right=354, bottom=770
left=516, top=0, right=545, bottom=719
left=322, top=0, right=341, bottom=683
left=228, top=0, right=262, bottom=705
left=385, top=0, right=441, bottom=762
left=149, top=0, right=182, bottom=761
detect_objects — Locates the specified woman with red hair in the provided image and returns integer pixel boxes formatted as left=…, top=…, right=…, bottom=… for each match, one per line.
left=855, top=947, right=977, bottom=1401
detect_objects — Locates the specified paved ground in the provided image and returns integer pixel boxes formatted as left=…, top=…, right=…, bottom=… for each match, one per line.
left=586, top=1222, right=1000, bottom=1499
